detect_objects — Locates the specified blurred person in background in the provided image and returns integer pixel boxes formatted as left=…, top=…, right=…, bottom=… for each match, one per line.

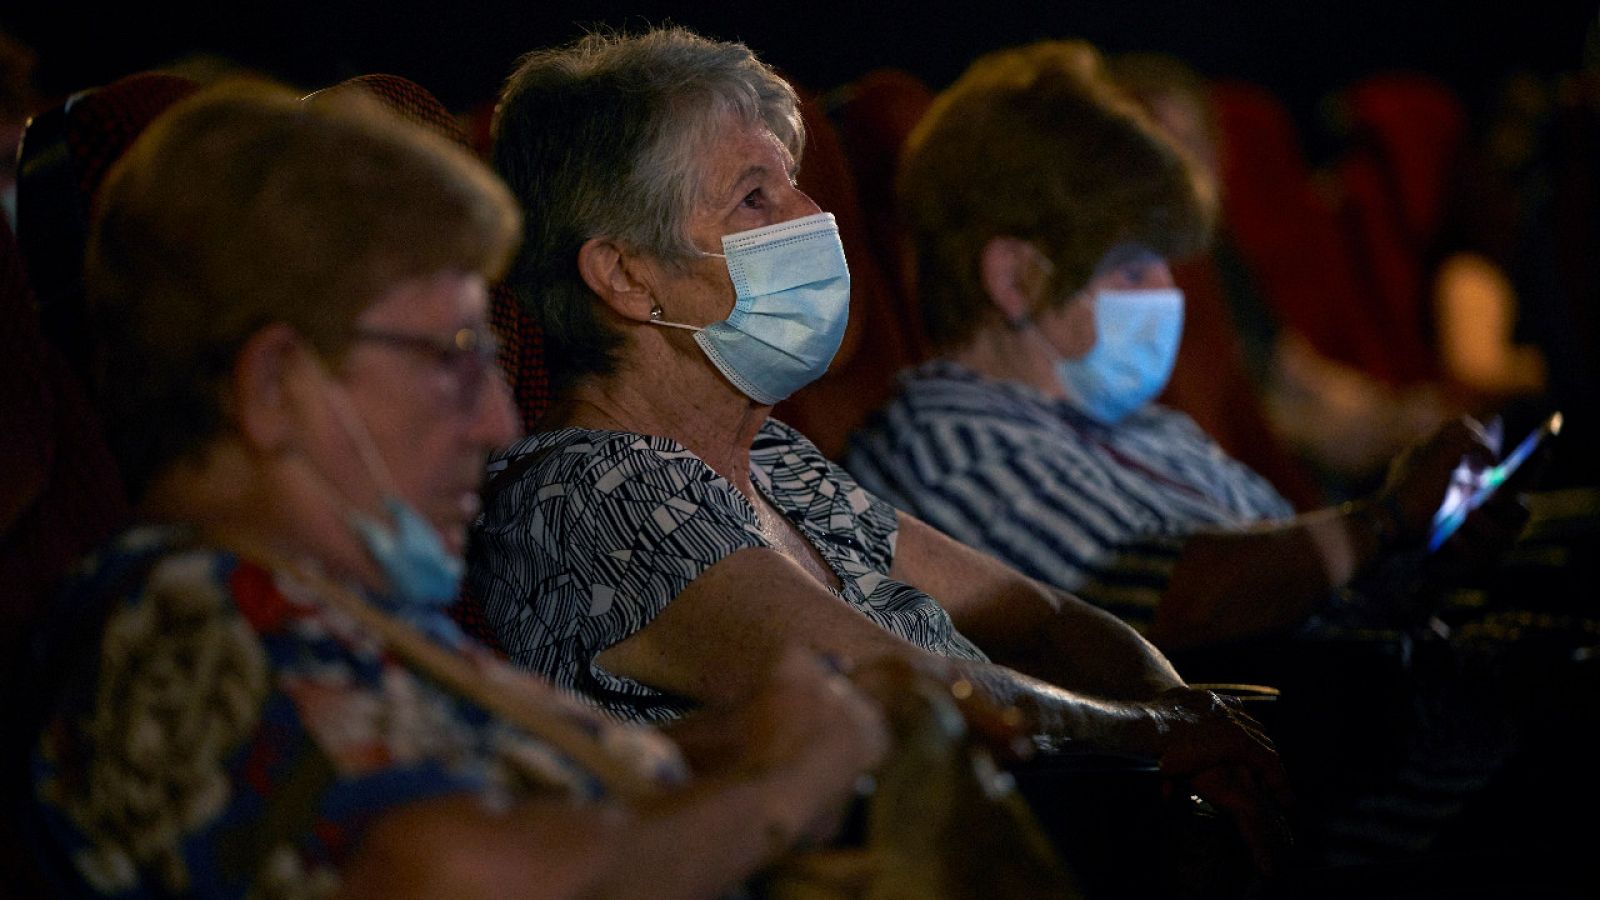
left=1109, top=52, right=1459, bottom=494
left=846, top=39, right=1514, bottom=651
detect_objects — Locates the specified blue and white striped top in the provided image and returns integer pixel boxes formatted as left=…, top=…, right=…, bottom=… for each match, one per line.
left=844, top=360, right=1295, bottom=631
left=469, top=417, right=988, bottom=723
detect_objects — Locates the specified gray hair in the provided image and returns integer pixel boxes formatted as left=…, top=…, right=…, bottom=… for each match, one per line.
left=493, top=26, right=804, bottom=390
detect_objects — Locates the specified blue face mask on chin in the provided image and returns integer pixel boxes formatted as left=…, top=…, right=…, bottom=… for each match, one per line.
left=1052, top=287, right=1185, bottom=424
left=348, top=496, right=464, bottom=609
left=650, top=211, right=851, bottom=405
left=312, top=366, right=465, bottom=610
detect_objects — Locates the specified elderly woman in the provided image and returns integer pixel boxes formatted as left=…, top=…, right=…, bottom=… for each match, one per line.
left=843, top=40, right=1513, bottom=651
left=26, top=82, right=888, bottom=899
left=471, top=26, right=1288, bottom=859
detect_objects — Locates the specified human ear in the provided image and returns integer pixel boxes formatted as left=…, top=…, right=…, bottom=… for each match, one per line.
left=577, top=237, right=657, bottom=324
left=229, top=323, right=312, bottom=454
left=979, top=236, right=1048, bottom=324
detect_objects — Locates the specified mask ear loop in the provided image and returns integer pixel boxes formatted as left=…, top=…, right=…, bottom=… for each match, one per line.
left=309, top=357, right=406, bottom=525
left=1011, top=247, right=1095, bottom=366
left=647, top=303, right=704, bottom=333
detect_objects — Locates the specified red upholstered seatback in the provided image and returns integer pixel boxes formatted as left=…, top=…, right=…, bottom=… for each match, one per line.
left=1210, top=79, right=1408, bottom=386
left=311, top=72, right=474, bottom=147
left=15, top=72, right=199, bottom=382
left=772, top=83, right=921, bottom=459
left=1331, top=73, right=1467, bottom=386
left=318, top=73, right=544, bottom=653
left=830, top=67, right=937, bottom=346
left=1165, top=253, right=1326, bottom=510
left=6, top=70, right=199, bottom=618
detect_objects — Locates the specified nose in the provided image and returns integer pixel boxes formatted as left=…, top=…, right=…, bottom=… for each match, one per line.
left=781, top=185, right=823, bottom=221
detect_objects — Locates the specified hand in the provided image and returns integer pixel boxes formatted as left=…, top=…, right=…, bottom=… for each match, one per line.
left=711, top=648, right=889, bottom=848
left=1375, top=415, right=1499, bottom=545
left=1430, top=423, right=1552, bottom=575
left=843, top=656, right=1035, bottom=764
left=1145, top=688, right=1294, bottom=874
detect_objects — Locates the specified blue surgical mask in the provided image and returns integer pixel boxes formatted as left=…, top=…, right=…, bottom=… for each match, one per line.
left=650, top=212, right=850, bottom=404
left=1051, top=288, right=1185, bottom=424
left=348, top=497, right=463, bottom=608
left=314, top=367, right=464, bottom=611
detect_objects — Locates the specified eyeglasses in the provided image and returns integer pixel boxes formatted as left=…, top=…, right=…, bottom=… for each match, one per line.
left=351, top=326, right=501, bottom=407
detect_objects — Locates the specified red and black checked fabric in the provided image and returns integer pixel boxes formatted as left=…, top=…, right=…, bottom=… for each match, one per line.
left=64, top=73, right=200, bottom=217
left=318, top=73, right=554, bottom=433
left=490, top=284, right=552, bottom=434
left=310, top=73, right=474, bottom=150
left=316, top=74, right=554, bottom=652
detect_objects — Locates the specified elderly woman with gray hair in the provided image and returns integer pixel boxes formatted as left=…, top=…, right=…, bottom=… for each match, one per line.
left=469, top=26, right=1290, bottom=865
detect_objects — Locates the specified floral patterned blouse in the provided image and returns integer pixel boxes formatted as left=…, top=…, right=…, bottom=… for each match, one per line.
left=29, top=525, right=686, bottom=899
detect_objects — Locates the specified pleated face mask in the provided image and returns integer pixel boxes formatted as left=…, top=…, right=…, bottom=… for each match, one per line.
left=651, top=212, right=851, bottom=405
left=1052, top=287, right=1185, bottom=424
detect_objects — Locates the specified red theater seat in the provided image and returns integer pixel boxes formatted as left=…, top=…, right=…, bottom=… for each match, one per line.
left=1210, top=79, right=1404, bottom=386
left=15, top=72, right=200, bottom=385
left=1331, top=72, right=1467, bottom=387
left=315, top=73, right=546, bottom=652
left=772, top=83, right=922, bottom=459
left=829, top=67, right=937, bottom=337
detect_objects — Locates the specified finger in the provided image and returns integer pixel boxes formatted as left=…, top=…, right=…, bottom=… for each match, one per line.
left=1184, top=766, right=1287, bottom=875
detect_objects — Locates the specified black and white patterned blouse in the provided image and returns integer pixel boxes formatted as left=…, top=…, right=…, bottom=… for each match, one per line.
left=468, top=418, right=989, bottom=723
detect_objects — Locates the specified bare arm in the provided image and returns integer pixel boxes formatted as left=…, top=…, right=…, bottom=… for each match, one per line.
left=596, top=547, right=1289, bottom=871
left=887, top=510, right=1183, bottom=700
left=341, top=649, right=887, bottom=900
left=598, top=546, right=1237, bottom=760
left=1151, top=501, right=1387, bottom=649
left=341, top=773, right=829, bottom=900
left=1152, top=417, right=1497, bottom=650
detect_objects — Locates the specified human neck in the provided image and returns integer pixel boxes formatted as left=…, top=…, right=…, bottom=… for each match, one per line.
left=557, top=370, right=769, bottom=495
left=140, top=441, right=389, bottom=591
left=948, top=320, right=1070, bottom=401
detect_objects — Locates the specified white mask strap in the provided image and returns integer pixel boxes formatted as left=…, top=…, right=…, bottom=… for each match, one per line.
left=648, top=304, right=705, bottom=333
left=310, top=359, right=404, bottom=513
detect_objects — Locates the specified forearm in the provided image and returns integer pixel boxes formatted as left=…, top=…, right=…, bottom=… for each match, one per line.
left=890, top=512, right=1183, bottom=700
left=948, top=660, right=1167, bottom=757
left=609, top=761, right=848, bottom=900
left=968, top=588, right=1184, bottom=700
left=1151, top=500, right=1392, bottom=649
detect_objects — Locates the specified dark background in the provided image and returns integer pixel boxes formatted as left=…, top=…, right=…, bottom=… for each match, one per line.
left=6, top=1, right=1600, bottom=161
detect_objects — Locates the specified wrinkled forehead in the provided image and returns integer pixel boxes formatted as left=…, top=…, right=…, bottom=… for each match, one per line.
left=357, top=270, right=489, bottom=330
left=687, top=109, right=795, bottom=202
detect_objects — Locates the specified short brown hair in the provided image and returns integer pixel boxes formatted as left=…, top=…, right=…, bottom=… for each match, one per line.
left=88, top=80, right=521, bottom=498
left=897, top=40, right=1215, bottom=349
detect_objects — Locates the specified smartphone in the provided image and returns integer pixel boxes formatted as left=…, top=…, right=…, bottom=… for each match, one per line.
left=1427, top=411, right=1563, bottom=552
